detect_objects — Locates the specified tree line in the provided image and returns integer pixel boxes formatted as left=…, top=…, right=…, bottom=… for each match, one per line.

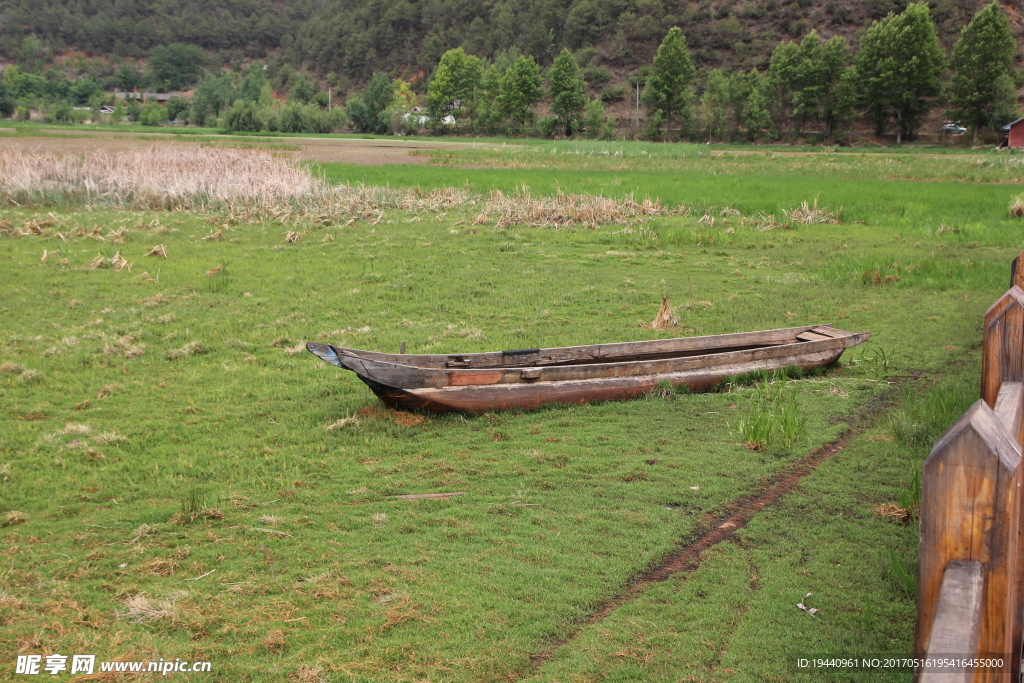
left=330, top=0, right=1013, bottom=143
left=2, top=1, right=1017, bottom=143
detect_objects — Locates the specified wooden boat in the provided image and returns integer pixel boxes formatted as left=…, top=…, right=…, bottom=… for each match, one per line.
left=306, top=324, right=869, bottom=413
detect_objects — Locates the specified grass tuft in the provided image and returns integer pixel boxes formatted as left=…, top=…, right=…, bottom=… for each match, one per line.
left=166, top=341, right=207, bottom=361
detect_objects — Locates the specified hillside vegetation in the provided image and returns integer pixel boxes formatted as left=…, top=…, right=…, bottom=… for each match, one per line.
left=1, top=0, right=1013, bottom=78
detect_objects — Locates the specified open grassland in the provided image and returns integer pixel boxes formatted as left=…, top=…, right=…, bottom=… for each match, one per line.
left=0, top=143, right=1014, bottom=681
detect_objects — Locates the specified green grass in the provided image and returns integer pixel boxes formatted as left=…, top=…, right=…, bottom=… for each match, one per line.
left=0, top=143, right=1015, bottom=681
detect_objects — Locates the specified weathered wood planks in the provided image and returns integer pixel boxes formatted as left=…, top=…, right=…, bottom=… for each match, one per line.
left=916, top=400, right=1021, bottom=683
left=920, top=560, right=984, bottom=683
left=981, top=287, right=1024, bottom=409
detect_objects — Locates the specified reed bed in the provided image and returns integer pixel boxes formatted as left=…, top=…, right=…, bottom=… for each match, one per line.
left=472, top=188, right=674, bottom=229
left=0, top=147, right=318, bottom=212
left=0, top=147, right=674, bottom=229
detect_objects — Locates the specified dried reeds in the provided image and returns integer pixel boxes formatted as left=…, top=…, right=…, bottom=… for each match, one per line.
left=472, top=189, right=670, bottom=230
left=145, top=244, right=167, bottom=258
left=784, top=197, right=840, bottom=224
left=641, top=296, right=679, bottom=329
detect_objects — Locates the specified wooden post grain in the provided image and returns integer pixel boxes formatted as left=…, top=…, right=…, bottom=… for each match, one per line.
left=920, top=560, right=984, bottom=683
left=981, top=287, right=1024, bottom=408
left=994, top=382, right=1024, bottom=681
left=916, top=400, right=1022, bottom=683
left=1010, top=251, right=1024, bottom=290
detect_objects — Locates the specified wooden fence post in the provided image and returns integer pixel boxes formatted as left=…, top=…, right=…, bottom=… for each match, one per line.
left=982, top=287, right=1024, bottom=408
left=920, top=560, right=984, bottom=683
left=916, top=400, right=1022, bottom=683
left=1009, top=250, right=1024, bottom=290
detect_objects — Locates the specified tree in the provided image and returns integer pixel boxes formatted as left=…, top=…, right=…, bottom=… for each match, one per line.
left=426, top=48, right=483, bottom=128
left=189, top=74, right=235, bottom=127
left=990, top=74, right=1020, bottom=132
left=855, top=3, right=944, bottom=144
left=642, top=27, right=696, bottom=140
left=947, top=1, right=1016, bottom=143
left=697, top=69, right=729, bottom=142
left=817, top=37, right=856, bottom=138
left=767, top=39, right=801, bottom=134
left=363, top=72, right=395, bottom=134
left=549, top=48, right=587, bottom=136
left=744, top=72, right=773, bottom=141
left=498, top=55, right=543, bottom=128
left=148, top=43, right=208, bottom=91
left=290, top=74, right=318, bottom=104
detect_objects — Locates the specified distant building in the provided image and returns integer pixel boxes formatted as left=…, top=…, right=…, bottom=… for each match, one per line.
left=1003, top=117, right=1024, bottom=148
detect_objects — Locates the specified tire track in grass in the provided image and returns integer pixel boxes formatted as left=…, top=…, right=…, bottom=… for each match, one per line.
left=518, top=391, right=898, bottom=678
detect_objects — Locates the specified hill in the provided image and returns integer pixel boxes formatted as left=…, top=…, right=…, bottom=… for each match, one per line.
left=2, top=0, right=1019, bottom=83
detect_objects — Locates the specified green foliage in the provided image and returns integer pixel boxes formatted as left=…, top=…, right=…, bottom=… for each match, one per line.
left=599, top=84, right=626, bottom=103
left=147, top=43, right=208, bottom=91
left=165, top=95, right=190, bottom=121
left=427, top=48, right=482, bottom=128
left=734, top=373, right=807, bottom=453
left=697, top=69, right=729, bottom=141
left=947, top=1, right=1016, bottom=140
left=582, top=98, right=613, bottom=139
left=0, top=0, right=314, bottom=57
left=855, top=2, right=945, bottom=143
left=139, top=103, right=164, bottom=126
left=989, top=74, right=1020, bottom=132
left=498, top=56, right=543, bottom=128
left=743, top=72, right=773, bottom=141
left=289, top=73, right=318, bottom=104
left=642, top=28, right=696, bottom=141
left=549, top=48, right=587, bottom=136
left=189, top=73, right=236, bottom=127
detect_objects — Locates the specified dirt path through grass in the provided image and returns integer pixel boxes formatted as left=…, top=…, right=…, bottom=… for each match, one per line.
left=518, top=388, right=897, bottom=678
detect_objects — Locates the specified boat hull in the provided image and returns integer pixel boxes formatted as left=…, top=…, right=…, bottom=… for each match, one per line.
left=360, top=346, right=843, bottom=413
left=306, top=325, right=869, bottom=413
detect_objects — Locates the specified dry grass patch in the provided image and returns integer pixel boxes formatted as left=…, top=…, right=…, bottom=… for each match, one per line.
left=166, top=341, right=207, bottom=361
left=3, top=510, right=27, bottom=527
left=473, top=189, right=671, bottom=229
left=326, top=416, right=360, bottom=431
left=102, top=335, right=145, bottom=359
left=875, top=502, right=915, bottom=525
left=640, top=296, right=679, bottom=330
left=115, top=592, right=187, bottom=624
left=141, top=559, right=179, bottom=577
left=784, top=197, right=840, bottom=224
left=145, top=244, right=167, bottom=258
left=289, top=665, right=329, bottom=683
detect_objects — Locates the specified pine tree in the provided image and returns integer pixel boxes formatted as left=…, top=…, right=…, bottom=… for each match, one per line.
left=549, top=48, right=587, bottom=136
left=947, top=1, right=1016, bottom=143
left=855, top=3, right=944, bottom=144
left=642, top=27, right=696, bottom=140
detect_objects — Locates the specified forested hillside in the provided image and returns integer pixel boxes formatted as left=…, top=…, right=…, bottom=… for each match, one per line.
left=1, top=0, right=1015, bottom=79
left=289, top=0, right=1009, bottom=80
left=0, top=0, right=320, bottom=58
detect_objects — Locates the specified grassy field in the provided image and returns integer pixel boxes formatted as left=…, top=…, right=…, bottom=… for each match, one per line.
left=0, top=139, right=1013, bottom=681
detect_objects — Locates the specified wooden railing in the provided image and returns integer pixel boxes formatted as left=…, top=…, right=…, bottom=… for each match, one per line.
left=914, top=258, right=1024, bottom=682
